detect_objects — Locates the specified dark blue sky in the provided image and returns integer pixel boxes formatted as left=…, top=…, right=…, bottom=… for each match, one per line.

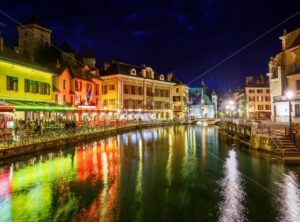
left=0, top=0, right=300, bottom=92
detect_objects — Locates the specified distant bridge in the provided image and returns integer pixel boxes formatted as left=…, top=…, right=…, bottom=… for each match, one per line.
left=188, top=118, right=221, bottom=125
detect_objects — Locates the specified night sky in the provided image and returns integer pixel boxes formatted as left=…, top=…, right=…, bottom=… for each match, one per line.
left=0, top=0, right=300, bottom=92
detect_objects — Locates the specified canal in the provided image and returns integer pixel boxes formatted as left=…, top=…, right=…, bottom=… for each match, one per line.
left=0, top=125, right=300, bottom=222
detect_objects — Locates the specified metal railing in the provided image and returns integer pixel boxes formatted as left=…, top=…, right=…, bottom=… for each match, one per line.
left=0, top=120, right=178, bottom=149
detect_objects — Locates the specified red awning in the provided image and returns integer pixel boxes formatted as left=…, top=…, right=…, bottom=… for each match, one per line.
left=0, top=105, right=14, bottom=112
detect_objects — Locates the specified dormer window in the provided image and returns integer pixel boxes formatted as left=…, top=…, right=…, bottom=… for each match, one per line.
left=130, top=68, right=137, bottom=76
left=159, top=74, right=165, bottom=81
left=146, top=67, right=154, bottom=79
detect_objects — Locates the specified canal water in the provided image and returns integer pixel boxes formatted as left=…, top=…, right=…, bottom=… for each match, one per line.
left=1, top=126, right=300, bottom=222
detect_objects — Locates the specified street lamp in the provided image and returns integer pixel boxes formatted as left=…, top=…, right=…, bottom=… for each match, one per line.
left=286, top=91, right=294, bottom=135
left=225, top=100, right=235, bottom=119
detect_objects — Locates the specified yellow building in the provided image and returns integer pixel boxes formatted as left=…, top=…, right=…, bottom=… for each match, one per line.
left=172, top=83, right=189, bottom=120
left=245, top=76, right=271, bottom=119
left=101, top=61, right=177, bottom=121
left=0, top=36, right=74, bottom=128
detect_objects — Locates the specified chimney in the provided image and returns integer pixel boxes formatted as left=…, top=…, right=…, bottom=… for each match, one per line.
left=0, top=36, right=3, bottom=52
left=260, top=74, right=264, bottom=84
left=245, top=76, right=253, bottom=86
left=167, top=72, right=173, bottom=81
left=104, top=63, right=110, bottom=71
left=55, top=59, right=61, bottom=69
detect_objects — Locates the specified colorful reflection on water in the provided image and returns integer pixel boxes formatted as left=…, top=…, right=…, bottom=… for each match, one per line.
left=0, top=126, right=300, bottom=221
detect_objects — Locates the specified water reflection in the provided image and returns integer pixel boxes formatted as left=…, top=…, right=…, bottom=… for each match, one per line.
left=277, top=171, right=300, bottom=222
left=2, top=126, right=300, bottom=221
left=219, top=150, right=246, bottom=222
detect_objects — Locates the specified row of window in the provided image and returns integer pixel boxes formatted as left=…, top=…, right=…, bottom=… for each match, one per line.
left=248, top=96, right=270, bottom=102
left=123, top=85, right=143, bottom=95
left=256, top=105, right=271, bottom=110
left=248, top=89, right=270, bottom=93
left=102, top=84, right=115, bottom=94
left=7, top=76, right=50, bottom=95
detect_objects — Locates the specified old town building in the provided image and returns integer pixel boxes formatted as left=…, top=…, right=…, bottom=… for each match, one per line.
left=234, top=88, right=246, bottom=118
left=17, top=17, right=52, bottom=59
left=0, top=35, right=74, bottom=129
left=268, top=28, right=300, bottom=122
left=101, top=61, right=178, bottom=121
left=245, top=75, right=271, bottom=119
left=188, top=81, right=217, bottom=119
left=172, top=82, right=189, bottom=120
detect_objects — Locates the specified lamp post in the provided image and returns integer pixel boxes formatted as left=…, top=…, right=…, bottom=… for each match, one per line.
left=286, top=91, right=294, bottom=135
left=225, top=100, right=235, bottom=120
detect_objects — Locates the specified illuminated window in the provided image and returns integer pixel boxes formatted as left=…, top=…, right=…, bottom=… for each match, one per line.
left=295, top=104, right=300, bottom=117
left=109, top=84, right=115, bottom=90
left=63, top=80, right=66, bottom=89
left=296, top=80, right=300, bottom=90
left=6, top=76, right=18, bottom=91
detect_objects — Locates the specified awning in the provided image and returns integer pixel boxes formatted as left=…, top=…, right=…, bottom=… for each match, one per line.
left=0, top=100, right=14, bottom=112
left=0, top=100, right=76, bottom=112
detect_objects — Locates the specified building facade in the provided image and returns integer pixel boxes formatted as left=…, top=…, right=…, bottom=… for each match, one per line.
left=17, top=17, right=52, bottom=59
left=234, top=88, right=246, bottom=118
left=268, top=28, right=300, bottom=122
left=0, top=36, right=74, bottom=129
left=245, top=76, right=271, bottom=120
left=101, top=62, right=177, bottom=121
left=172, top=83, right=189, bottom=120
left=188, top=82, right=217, bottom=119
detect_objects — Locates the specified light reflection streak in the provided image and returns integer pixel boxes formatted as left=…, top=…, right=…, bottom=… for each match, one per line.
left=166, top=131, right=173, bottom=185
left=218, top=150, right=245, bottom=222
left=100, top=151, right=108, bottom=221
left=277, top=171, right=300, bottom=222
left=134, top=139, right=143, bottom=220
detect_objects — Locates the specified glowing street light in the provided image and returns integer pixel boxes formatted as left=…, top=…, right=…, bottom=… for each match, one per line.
left=225, top=100, right=235, bottom=119
left=286, top=91, right=294, bottom=135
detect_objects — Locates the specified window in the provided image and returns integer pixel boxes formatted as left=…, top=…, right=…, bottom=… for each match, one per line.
left=55, top=94, right=58, bottom=103
left=131, top=86, right=136, bottom=94
left=159, top=74, right=165, bottom=80
left=265, top=105, right=271, bottom=110
left=296, top=80, right=300, bottom=90
left=296, top=104, right=300, bottom=117
left=102, top=85, right=108, bottom=94
left=63, top=80, right=66, bottom=89
left=266, top=89, right=270, bottom=93
left=257, top=89, right=263, bottom=93
left=176, top=88, right=179, bottom=93
left=103, top=99, right=108, bottom=106
left=24, top=79, right=30, bottom=92
left=257, top=105, right=264, bottom=110
left=95, top=84, right=99, bottom=95
left=265, top=96, right=270, bottom=101
left=124, top=85, right=130, bottom=94
left=109, top=99, right=115, bottom=105
left=109, top=84, right=115, bottom=90
left=25, top=79, right=49, bottom=95
left=249, top=96, right=255, bottom=102
left=249, top=89, right=255, bottom=93
left=6, top=76, right=18, bottom=91
left=173, top=96, right=181, bottom=102
left=130, top=69, right=136, bottom=75
left=138, top=86, right=143, bottom=95
left=147, top=87, right=152, bottom=96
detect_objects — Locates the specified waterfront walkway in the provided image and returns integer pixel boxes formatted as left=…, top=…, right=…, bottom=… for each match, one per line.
left=0, top=120, right=179, bottom=159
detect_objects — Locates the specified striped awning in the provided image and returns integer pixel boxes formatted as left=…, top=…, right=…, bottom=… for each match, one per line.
left=0, top=100, right=76, bottom=112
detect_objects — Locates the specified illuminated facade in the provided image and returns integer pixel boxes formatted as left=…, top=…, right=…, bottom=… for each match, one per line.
left=245, top=75, right=271, bottom=120
left=268, top=28, right=300, bottom=122
left=172, top=83, right=189, bottom=120
left=0, top=35, right=75, bottom=128
left=188, top=82, right=217, bottom=119
left=101, top=62, right=177, bottom=120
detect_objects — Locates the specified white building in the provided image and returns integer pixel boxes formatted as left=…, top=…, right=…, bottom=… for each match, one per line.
left=188, top=82, right=217, bottom=119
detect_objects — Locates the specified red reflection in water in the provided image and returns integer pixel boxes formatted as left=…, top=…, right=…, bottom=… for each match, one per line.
left=0, top=166, right=12, bottom=197
left=75, top=138, right=120, bottom=222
